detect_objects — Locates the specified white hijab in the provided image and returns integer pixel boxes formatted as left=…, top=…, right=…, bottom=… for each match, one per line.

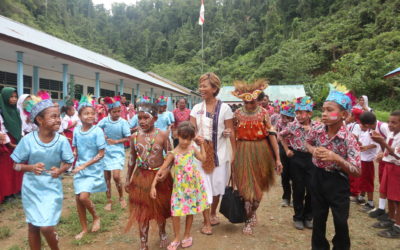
left=361, top=95, right=372, bottom=112
left=17, top=94, right=29, bottom=125
left=17, top=94, right=37, bottom=134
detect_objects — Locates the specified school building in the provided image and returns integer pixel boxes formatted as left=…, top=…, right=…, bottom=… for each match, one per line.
left=0, top=15, right=200, bottom=107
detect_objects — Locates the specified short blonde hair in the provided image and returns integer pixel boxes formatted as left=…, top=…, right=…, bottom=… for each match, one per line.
left=199, top=72, right=221, bottom=97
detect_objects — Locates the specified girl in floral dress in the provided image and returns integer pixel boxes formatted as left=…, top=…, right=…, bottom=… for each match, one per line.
left=151, top=121, right=208, bottom=250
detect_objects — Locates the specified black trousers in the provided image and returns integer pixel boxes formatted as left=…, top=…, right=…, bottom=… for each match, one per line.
left=311, top=167, right=350, bottom=250
left=279, top=143, right=292, bottom=201
left=289, top=150, right=314, bottom=221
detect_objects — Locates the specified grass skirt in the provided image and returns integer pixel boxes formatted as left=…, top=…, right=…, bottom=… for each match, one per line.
left=126, top=168, right=172, bottom=231
left=232, top=139, right=275, bottom=202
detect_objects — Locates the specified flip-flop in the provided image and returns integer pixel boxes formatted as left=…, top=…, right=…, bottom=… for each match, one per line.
left=167, top=241, right=180, bottom=250
left=200, top=225, right=212, bottom=235
left=210, top=216, right=220, bottom=226
left=181, top=237, right=193, bottom=248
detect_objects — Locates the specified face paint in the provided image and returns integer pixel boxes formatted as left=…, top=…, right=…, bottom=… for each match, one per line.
left=329, top=112, right=339, bottom=120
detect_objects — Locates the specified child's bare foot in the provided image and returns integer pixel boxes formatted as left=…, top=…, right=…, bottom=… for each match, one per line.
left=159, top=233, right=168, bottom=248
left=140, top=242, right=149, bottom=250
left=91, top=217, right=101, bottom=232
left=75, top=230, right=87, bottom=240
left=120, top=198, right=127, bottom=209
left=104, top=202, right=112, bottom=211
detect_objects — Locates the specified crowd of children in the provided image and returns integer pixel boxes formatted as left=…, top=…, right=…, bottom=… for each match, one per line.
left=1, top=77, right=400, bottom=250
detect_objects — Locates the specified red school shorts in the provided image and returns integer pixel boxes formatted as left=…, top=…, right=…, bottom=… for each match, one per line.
left=378, top=160, right=386, bottom=184
left=359, top=161, right=374, bottom=193
left=349, top=175, right=361, bottom=196
left=379, top=162, right=400, bottom=202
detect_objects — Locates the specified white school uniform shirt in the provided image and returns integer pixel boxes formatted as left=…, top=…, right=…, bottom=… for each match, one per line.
left=359, top=130, right=379, bottom=162
left=0, top=114, right=11, bottom=144
left=61, top=112, right=81, bottom=131
left=347, top=122, right=361, bottom=138
left=375, top=120, right=389, bottom=139
left=382, top=131, right=400, bottom=166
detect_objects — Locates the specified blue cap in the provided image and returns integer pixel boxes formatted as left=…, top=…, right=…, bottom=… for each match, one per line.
left=280, top=101, right=295, bottom=117
left=295, top=96, right=314, bottom=112
left=325, top=90, right=352, bottom=111
left=30, top=99, right=54, bottom=122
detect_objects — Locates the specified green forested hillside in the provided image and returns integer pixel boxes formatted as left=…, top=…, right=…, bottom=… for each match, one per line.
left=1, top=0, right=399, bottom=108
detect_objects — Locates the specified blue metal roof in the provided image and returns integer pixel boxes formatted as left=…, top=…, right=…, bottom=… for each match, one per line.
left=217, top=85, right=306, bottom=102
left=384, top=67, right=400, bottom=79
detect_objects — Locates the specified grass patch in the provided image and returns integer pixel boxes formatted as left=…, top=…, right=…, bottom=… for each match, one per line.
left=375, top=110, right=390, bottom=122
left=0, top=226, right=11, bottom=239
left=58, top=192, right=126, bottom=245
left=8, top=245, right=22, bottom=250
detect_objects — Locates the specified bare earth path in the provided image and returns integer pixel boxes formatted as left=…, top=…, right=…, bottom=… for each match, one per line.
left=1, top=165, right=400, bottom=250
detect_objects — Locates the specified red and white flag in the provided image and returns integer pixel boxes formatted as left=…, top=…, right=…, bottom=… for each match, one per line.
left=198, top=0, right=205, bottom=25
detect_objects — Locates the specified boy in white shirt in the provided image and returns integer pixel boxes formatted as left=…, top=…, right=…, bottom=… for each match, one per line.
left=358, top=125, right=379, bottom=212
left=360, top=111, right=390, bottom=219
left=371, top=110, right=400, bottom=238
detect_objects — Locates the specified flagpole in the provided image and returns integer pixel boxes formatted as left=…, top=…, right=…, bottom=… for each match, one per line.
left=199, top=0, right=205, bottom=74
left=201, top=23, right=204, bottom=74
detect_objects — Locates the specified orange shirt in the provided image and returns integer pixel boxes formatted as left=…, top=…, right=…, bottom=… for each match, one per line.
left=234, top=107, right=271, bottom=141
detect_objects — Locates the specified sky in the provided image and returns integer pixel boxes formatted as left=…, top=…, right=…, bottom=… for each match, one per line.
left=92, top=0, right=139, bottom=10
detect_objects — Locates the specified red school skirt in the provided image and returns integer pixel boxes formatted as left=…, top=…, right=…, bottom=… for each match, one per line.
left=359, top=161, right=374, bottom=193
left=379, top=162, right=400, bottom=202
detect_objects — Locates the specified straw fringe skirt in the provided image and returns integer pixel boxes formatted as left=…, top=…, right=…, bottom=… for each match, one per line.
left=232, top=139, right=275, bottom=202
left=126, top=168, right=172, bottom=231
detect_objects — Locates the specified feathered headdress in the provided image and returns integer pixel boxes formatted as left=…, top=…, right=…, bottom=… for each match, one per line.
left=136, top=96, right=152, bottom=104
left=104, top=96, right=121, bottom=109
left=28, top=90, right=54, bottom=122
left=327, top=82, right=353, bottom=111
left=155, top=96, right=168, bottom=106
left=78, top=94, right=94, bottom=111
left=231, top=79, right=268, bottom=102
left=295, top=96, right=314, bottom=112
left=136, top=96, right=158, bottom=117
left=280, top=101, right=295, bottom=118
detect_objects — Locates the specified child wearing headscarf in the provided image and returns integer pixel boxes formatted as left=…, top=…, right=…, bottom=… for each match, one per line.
left=0, top=87, right=23, bottom=202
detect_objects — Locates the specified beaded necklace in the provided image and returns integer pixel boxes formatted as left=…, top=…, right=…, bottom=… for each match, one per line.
left=133, top=129, right=159, bottom=170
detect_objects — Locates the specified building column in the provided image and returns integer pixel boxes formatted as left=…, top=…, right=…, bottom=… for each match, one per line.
left=161, top=90, right=165, bottom=97
left=16, top=51, right=24, bottom=96
left=119, top=79, right=124, bottom=96
left=150, top=88, right=154, bottom=102
left=70, top=74, right=75, bottom=98
left=136, top=83, right=140, bottom=98
left=189, top=96, right=193, bottom=109
left=62, top=64, right=69, bottom=98
left=115, top=84, right=119, bottom=95
left=33, top=66, right=39, bottom=94
left=131, top=88, right=135, bottom=103
left=95, top=72, right=100, bottom=98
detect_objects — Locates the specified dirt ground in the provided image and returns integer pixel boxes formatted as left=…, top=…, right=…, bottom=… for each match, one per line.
left=1, top=166, right=400, bottom=250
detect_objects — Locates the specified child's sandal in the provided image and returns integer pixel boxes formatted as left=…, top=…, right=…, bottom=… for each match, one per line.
left=167, top=241, right=180, bottom=250
left=210, top=216, right=220, bottom=226
left=200, top=225, right=212, bottom=235
left=181, top=237, right=193, bottom=248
